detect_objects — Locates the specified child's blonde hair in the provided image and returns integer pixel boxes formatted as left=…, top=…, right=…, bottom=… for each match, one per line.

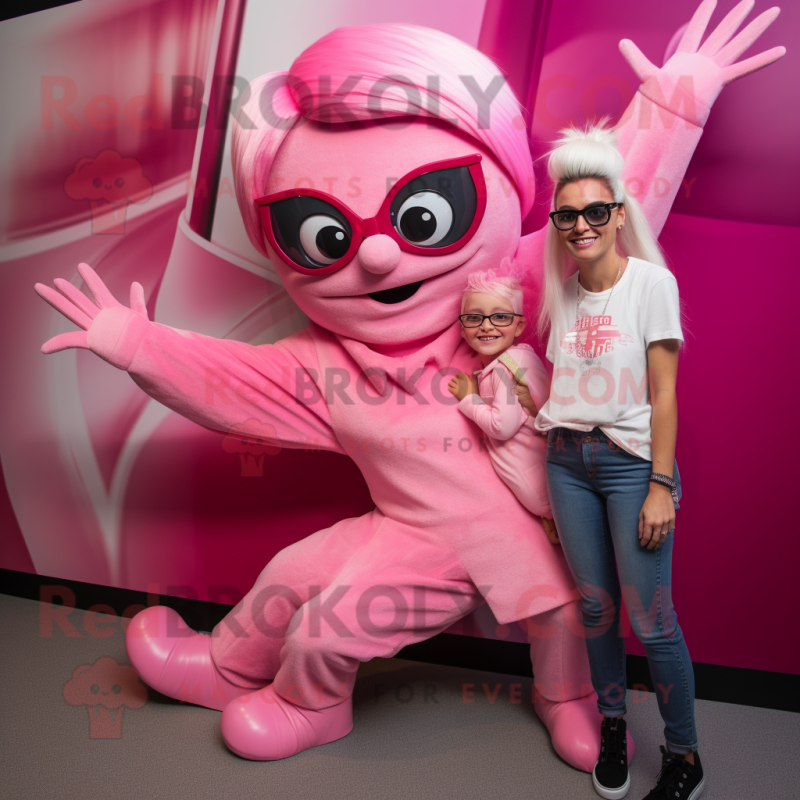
left=461, top=270, right=524, bottom=315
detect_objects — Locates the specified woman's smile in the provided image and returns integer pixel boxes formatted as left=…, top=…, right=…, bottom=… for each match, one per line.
left=570, top=235, right=598, bottom=248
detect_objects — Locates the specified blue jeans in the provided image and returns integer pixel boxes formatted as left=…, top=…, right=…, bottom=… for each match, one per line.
left=545, top=427, right=697, bottom=754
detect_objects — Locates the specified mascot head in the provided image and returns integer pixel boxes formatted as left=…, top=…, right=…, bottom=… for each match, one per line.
left=232, top=24, right=534, bottom=344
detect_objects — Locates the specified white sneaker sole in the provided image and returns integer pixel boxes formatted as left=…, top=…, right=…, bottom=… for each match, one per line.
left=592, top=763, right=630, bottom=799
left=686, top=777, right=705, bottom=799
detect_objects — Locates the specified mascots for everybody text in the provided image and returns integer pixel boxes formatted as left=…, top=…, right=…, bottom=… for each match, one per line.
left=35, top=0, right=784, bottom=766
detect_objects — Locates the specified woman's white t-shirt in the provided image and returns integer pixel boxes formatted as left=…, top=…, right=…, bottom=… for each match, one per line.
left=534, top=258, right=683, bottom=461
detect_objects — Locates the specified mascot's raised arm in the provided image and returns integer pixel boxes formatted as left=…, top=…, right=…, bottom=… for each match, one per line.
left=35, top=0, right=783, bottom=765
left=515, top=0, right=785, bottom=299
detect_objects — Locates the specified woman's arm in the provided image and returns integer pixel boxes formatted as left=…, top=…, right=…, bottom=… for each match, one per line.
left=514, top=354, right=550, bottom=418
left=639, top=339, right=680, bottom=549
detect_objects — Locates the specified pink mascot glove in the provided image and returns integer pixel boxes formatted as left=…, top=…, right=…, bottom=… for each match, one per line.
left=35, top=262, right=150, bottom=370
left=620, top=0, right=786, bottom=127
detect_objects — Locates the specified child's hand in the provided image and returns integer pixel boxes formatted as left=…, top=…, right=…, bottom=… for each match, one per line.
left=447, top=371, right=478, bottom=401
left=515, top=382, right=538, bottom=416
left=542, top=517, right=560, bottom=545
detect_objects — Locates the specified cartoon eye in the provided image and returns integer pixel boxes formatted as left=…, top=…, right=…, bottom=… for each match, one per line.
left=395, top=192, right=453, bottom=246
left=114, top=178, right=125, bottom=189
left=111, top=684, right=122, bottom=694
left=267, top=196, right=352, bottom=270
left=298, top=215, right=351, bottom=265
left=92, top=178, right=102, bottom=188
left=90, top=684, right=100, bottom=694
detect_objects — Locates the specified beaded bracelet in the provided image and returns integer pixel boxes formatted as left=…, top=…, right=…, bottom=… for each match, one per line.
left=650, top=472, right=678, bottom=503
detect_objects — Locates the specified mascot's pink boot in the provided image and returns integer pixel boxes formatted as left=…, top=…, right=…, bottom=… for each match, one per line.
left=221, top=684, right=353, bottom=760
left=125, top=606, right=255, bottom=711
left=535, top=695, right=635, bottom=772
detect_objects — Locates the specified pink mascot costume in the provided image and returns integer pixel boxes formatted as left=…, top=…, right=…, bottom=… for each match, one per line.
left=35, top=0, right=784, bottom=766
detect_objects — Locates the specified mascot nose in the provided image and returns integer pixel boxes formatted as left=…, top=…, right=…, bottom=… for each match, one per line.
left=358, top=235, right=401, bottom=274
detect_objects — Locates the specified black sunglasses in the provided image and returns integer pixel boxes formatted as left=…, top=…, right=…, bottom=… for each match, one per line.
left=549, top=203, right=622, bottom=231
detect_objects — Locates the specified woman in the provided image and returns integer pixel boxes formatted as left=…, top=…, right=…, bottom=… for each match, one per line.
left=519, top=125, right=703, bottom=800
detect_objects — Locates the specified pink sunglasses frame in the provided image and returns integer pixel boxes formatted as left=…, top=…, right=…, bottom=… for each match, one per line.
left=254, top=154, right=487, bottom=276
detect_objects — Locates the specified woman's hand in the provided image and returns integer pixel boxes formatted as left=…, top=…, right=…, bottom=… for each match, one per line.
left=542, top=516, right=560, bottom=545
left=514, top=382, right=538, bottom=416
left=447, top=371, right=479, bottom=402
left=638, top=483, right=675, bottom=550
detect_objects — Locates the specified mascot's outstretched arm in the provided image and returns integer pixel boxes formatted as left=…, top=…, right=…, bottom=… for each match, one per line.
left=35, top=262, right=340, bottom=452
left=516, top=0, right=785, bottom=284
left=615, top=0, right=784, bottom=235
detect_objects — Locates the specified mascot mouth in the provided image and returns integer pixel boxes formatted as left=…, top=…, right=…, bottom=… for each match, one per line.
left=367, top=281, right=423, bottom=304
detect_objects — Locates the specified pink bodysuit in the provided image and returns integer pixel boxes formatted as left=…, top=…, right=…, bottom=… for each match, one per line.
left=457, top=344, right=552, bottom=519
left=87, top=306, right=587, bottom=709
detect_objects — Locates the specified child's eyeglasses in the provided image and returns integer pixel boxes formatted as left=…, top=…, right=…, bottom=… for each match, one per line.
left=254, top=154, right=487, bottom=276
left=459, top=313, right=523, bottom=328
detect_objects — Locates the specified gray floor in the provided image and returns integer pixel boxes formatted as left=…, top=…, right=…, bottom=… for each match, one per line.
left=1, top=593, right=797, bottom=800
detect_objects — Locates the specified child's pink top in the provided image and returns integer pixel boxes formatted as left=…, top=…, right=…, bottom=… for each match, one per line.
left=457, top=344, right=552, bottom=518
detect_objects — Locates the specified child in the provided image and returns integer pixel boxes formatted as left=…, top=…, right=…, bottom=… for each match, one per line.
left=448, top=271, right=558, bottom=543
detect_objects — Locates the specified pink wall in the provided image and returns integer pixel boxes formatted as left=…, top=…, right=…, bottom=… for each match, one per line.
left=0, top=0, right=219, bottom=243
left=655, top=212, right=795, bottom=673
left=1, top=0, right=797, bottom=675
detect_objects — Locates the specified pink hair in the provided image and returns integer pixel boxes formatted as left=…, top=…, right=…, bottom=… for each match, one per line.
left=461, top=270, right=523, bottom=315
left=231, top=24, right=534, bottom=258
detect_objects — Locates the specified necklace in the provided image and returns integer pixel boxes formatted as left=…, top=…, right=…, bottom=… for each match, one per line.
left=574, top=255, right=622, bottom=366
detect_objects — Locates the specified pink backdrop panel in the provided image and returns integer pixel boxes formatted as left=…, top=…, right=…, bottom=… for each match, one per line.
left=632, top=212, right=796, bottom=673
left=1, top=0, right=797, bottom=676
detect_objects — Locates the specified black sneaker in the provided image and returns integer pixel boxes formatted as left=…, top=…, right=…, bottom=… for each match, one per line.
left=642, top=746, right=705, bottom=800
left=593, top=716, right=630, bottom=798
